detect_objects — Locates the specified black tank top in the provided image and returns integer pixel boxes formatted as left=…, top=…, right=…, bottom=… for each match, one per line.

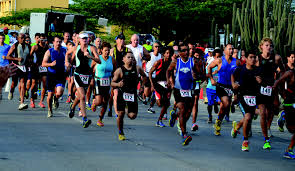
left=75, top=49, right=92, bottom=75
left=114, top=47, right=128, bottom=68
left=35, top=44, right=49, bottom=66
left=258, top=54, right=277, bottom=85
left=155, top=58, right=170, bottom=82
left=120, top=65, right=138, bottom=93
left=234, top=65, right=259, bottom=95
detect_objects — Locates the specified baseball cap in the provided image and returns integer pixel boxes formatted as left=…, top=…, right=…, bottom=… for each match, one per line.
left=115, top=34, right=125, bottom=40
left=79, top=33, right=89, bottom=39
left=3, top=27, right=9, bottom=30
left=208, top=48, right=214, bottom=52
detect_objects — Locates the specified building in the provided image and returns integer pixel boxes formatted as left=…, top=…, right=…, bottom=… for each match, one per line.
left=0, top=0, right=69, bottom=17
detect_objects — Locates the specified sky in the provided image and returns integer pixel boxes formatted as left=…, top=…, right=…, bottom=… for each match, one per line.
left=69, top=0, right=74, bottom=4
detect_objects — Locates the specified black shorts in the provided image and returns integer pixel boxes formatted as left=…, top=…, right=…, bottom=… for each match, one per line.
left=154, top=82, right=171, bottom=105
left=173, top=88, right=193, bottom=108
left=74, top=73, right=92, bottom=88
left=238, top=94, right=257, bottom=115
left=257, top=85, right=274, bottom=105
left=284, top=99, right=295, bottom=132
left=192, top=81, right=201, bottom=96
left=94, top=78, right=111, bottom=96
left=46, top=73, right=66, bottom=92
left=144, top=78, right=151, bottom=87
left=28, top=67, right=40, bottom=80
left=116, top=89, right=138, bottom=113
left=216, top=83, right=233, bottom=98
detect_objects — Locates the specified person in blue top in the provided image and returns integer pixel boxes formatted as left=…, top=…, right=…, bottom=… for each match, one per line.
left=0, top=34, right=10, bottom=67
left=207, top=43, right=237, bottom=136
left=91, top=42, right=116, bottom=127
left=166, top=43, right=202, bottom=146
left=42, top=36, right=67, bottom=118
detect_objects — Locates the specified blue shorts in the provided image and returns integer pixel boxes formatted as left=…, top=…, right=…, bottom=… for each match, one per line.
left=207, top=88, right=220, bottom=106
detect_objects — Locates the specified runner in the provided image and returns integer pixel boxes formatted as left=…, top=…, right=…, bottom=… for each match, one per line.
left=91, top=42, right=116, bottom=127
left=167, top=44, right=199, bottom=145
left=94, top=37, right=102, bottom=55
left=66, top=33, right=101, bottom=128
left=0, top=33, right=11, bottom=98
left=42, top=36, right=66, bottom=117
left=111, top=50, right=147, bottom=140
left=207, top=43, right=237, bottom=136
left=273, top=69, right=295, bottom=159
left=5, top=33, right=31, bottom=110
left=149, top=47, right=173, bottom=127
left=231, top=50, right=259, bottom=151
left=65, top=41, right=75, bottom=103
left=61, top=32, right=70, bottom=47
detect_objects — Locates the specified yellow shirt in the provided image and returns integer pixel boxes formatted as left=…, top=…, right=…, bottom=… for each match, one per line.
left=4, top=35, right=10, bottom=45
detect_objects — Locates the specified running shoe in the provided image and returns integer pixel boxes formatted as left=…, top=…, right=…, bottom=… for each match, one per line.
left=177, top=120, right=182, bottom=136
left=283, top=150, right=295, bottom=159
left=86, top=102, right=91, bottom=110
left=118, top=134, right=126, bottom=141
left=37, top=89, right=41, bottom=96
left=242, top=141, right=249, bottom=151
left=39, top=102, right=46, bottom=108
left=91, top=101, right=96, bottom=112
left=97, top=120, right=104, bottom=127
left=68, top=104, right=75, bottom=118
left=214, top=119, right=221, bottom=136
left=30, top=101, right=35, bottom=108
left=182, top=135, right=192, bottom=146
left=191, top=123, right=198, bottom=131
left=277, top=110, right=285, bottom=132
left=225, top=115, right=230, bottom=122
left=214, top=103, right=219, bottom=114
left=231, top=104, right=235, bottom=113
left=207, top=117, right=212, bottom=124
left=82, top=119, right=92, bottom=128
left=18, top=103, right=28, bottom=110
left=66, top=96, right=71, bottom=103
left=8, top=92, right=13, bottom=100
left=147, top=107, right=155, bottom=114
left=163, top=114, right=168, bottom=120
left=47, top=110, right=53, bottom=118
left=263, top=140, right=271, bottom=150
left=231, top=121, right=239, bottom=138
left=169, top=109, right=177, bottom=127
left=156, top=120, right=165, bottom=127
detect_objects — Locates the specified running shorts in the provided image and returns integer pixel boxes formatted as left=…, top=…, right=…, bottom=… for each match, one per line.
left=154, top=81, right=171, bottom=105
left=74, top=73, right=92, bottom=88
left=207, top=88, right=220, bottom=106
left=116, top=89, right=138, bottom=113
left=46, top=73, right=66, bottom=92
left=237, top=94, right=257, bottom=116
left=216, top=83, right=233, bottom=98
left=94, top=77, right=111, bottom=96
left=173, top=88, right=193, bottom=108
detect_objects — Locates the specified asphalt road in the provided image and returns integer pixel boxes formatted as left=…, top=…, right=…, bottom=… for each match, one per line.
left=0, top=90, right=294, bottom=171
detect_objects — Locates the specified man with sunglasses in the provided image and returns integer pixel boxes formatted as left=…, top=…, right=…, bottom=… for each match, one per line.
left=29, top=34, right=50, bottom=108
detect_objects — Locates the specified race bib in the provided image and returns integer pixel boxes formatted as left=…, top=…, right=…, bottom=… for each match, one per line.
left=180, top=90, right=192, bottom=97
left=260, top=86, right=272, bottom=96
left=157, top=81, right=167, bottom=88
left=195, top=82, right=200, bottom=90
left=39, top=66, right=47, bottom=73
left=100, top=78, right=110, bottom=86
left=79, top=74, right=89, bottom=85
left=243, top=96, right=256, bottom=106
left=17, top=65, right=26, bottom=72
left=224, top=88, right=233, bottom=96
left=123, top=92, right=134, bottom=102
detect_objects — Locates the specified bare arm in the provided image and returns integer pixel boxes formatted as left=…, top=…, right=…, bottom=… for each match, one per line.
left=5, top=44, right=20, bottom=62
left=149, top=60, right=161, bottom=88
left=273, top=70, right=293, bottom=91
left=142, top=47, right=151, bottom=61
left=166, top=59, right=177, bottom=88
left=90, top=46, right=101, bottom=64
left=42, top=50, right=56, bottom=67
left=137, top=65, right=147, bottom=86
left=207, top=58, right=221, bottom=85
left=65, top=47, right=75, bottom=68
left=111, top=68, right=123, bottom=88
left=30, top=45, right=37, bottom=56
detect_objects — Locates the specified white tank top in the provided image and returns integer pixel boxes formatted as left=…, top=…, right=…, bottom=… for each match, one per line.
left=145, top=52, right=161, bottom=78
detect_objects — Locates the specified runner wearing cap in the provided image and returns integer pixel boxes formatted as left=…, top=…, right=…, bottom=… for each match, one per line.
left=3, top=27, right=10, bottom=45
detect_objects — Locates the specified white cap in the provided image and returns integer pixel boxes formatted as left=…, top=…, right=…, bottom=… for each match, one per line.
left=208, top=48, right=214, bottom=52
left=79, top=33, right=89, bottom=39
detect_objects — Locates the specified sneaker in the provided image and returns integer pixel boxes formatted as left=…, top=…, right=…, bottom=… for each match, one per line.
left=225, top=115, right=230, bottom=122
left=207, top=117, right=212, bottom=123
left=242, top=141, right=249, bottom=151
left=37, top=89, right=41, bottom=96
left=97, top=120, right=104, bottom=127
left=214, top=119, right=221, bottom=136
left=38, top=102, right=46, bottom=108
left=191, top=123, right=198, bottom=131
left=214, top=103, right=219, bottom=114
left=118, top=134, right=126, bottom=141
left=277, top=111, right=285, bottom=132
left=47, top=110, right=53, bottom=118
left=231, top=104, right=235, bottom=113
left=177, top=120, right=182, bottom=136
left=182, top=135, right=192, bottom=146
left=86, top=103, right=91, bottom=110
left=66, top=96, right=71, bottom=103
left=268, top=129, right=273, bottom=138
left=231, top=121, right=239, bottom=138
left=163, top=114, right=168, bottom=120
left=8, top=92, right=13, bottom=100
left=18, top=103, right=28, bottom=110
left=263, top=140, right=271, bottom=150
left=156, top=120, right=165, bottom=127
left=169, top=109, right=177, bottom=127
left=82, top=119, right=92, bottom=128
left=68, top=104, right=75, bottom=118
left=147, top=107, right=155, bottom=114
left=91, top=101, right=96, bottom=112
left=30, top=101, right=35, bottom=108
left=283, top=150, right=295, bottom=159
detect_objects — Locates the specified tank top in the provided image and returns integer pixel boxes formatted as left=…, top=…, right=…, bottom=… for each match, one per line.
left=119, top=65, right=138, bottom=93
left=174, top=57, right=194, bottom=90
left=257, top=54, right=277, bottom=85
left=75, top=45, right=92, bottom=75
left=35, top=44, right=49, bottom=66
left=126, top=44, right=144, bottom=67
left=206, top=59, right=218, bottom=90
left=95, top=55, right=113, bottom=78
left=218, top=56, right=237, bottom=85
left=48, top=47, right=66, bottom=74
left=155, top=58, right=171, bottom=82
left=13, top=42, right=30, bottom=65
left=113, top=47, right=128, bottom=67
left=234, top=65, right=259, bottom=95
left=145, top=52, right=161, bottom=77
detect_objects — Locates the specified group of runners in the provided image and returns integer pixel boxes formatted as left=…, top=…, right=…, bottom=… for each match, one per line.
left=1, top=30, right=295, bottom=159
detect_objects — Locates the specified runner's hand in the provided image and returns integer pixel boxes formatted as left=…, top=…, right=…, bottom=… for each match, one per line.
left=51, top=60, right=56, bottom=67
left=84, top=51, right=90, bottom=57
left=118, top=80, right=124, bottom=87
left=256, top=76, right=262, bottom=84
left=211, top=78, right=217, bottom=86
left=232, top=82, right=240, bottom=90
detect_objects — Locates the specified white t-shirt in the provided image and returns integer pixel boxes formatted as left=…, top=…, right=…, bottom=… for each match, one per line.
left=61, top=41, right=67, bottom=48
left=206, top=56, right=214, bottom=65
left=145, top=52, right=161, bottom=78
left=126, top=44, right=144, bottom=67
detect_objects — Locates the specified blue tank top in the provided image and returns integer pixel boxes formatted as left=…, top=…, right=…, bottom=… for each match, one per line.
left=218, top=56, right=237, bottom=85
left=174, top=57, right=194, bottom=90
left=95, top=55, right=113, bottom=79
left=48, top=47, right=66, bottom=74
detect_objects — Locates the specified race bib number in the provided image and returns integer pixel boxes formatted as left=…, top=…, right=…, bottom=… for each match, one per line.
left=224, top=88, right=233, bottom=96
left=79, top=75, right=89, bottom=85
left=180, top=90, right=192, bottom=97
left=17, top=65, right=26, bottom=72
left=39, top=66, right=47, bottom=73
left=195, top=82, right=200, bottom=90
left=157, top=81, right=167, bottom=88
left=260, top=86, right=272, bottom=96
left=243, top=96, right=256, bottom=106
left=100, top=78, right=110, bottom=86
left=123, top=92, right=134, bottom=102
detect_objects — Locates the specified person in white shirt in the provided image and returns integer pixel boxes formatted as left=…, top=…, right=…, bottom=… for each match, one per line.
left=61, top=32, right=70, bottom=47
left=126, top=34, right=150, bottom=67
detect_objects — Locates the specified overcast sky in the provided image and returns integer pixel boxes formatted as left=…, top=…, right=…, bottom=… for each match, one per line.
left=69, top=0, right=74, bottom=4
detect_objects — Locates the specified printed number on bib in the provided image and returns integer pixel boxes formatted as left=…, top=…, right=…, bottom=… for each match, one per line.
left=157, top=81, right=167, bottom=88
left=17, top=65, right=26, bottom=72
left=260, top=86, right=272, bottom=96
left=243, top=96, right=256, bottom=106
left=123, top=93, right=134, bottom=102
left=100, top=78, right=110, bottom=86
left=39, top=66, right=47, bottom=73
left=180, top=90, right=192, bottom=97
left=224, top=88, right=233, bottom=96
left=79, top=75, right=89, bottom=85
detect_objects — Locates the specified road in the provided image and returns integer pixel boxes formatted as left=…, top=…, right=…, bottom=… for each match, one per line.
left=0, top=90, right=294, bottom=171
